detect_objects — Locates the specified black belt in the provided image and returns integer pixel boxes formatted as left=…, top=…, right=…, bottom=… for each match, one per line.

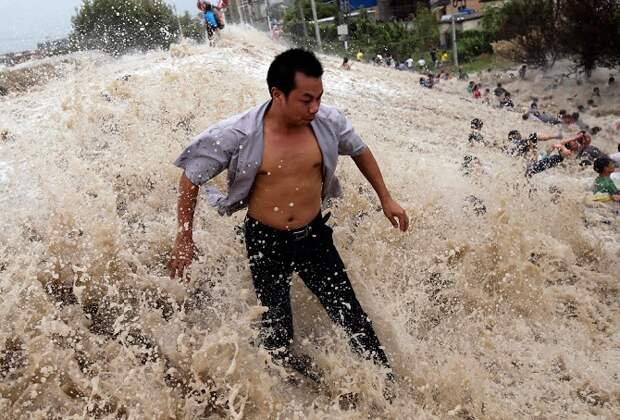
left=246, top=212, right=331, bottom=242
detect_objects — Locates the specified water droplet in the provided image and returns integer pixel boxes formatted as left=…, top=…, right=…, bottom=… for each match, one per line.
left=273, top=207, right=279, bottom=212
left=277, top=165, right=282, bottom=169
left=289, top=202, right=294, bottom=207
left=267, top=171, right=271, bottom=176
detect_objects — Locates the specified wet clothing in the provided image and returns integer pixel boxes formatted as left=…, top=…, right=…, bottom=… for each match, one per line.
left=204, top=11, right=218, bottom=28
left=500, top=97, right=514, bottom=108
left=528, top=110, right=560, bottom=125
left=507, top=138, right=533, bottom=157
left=494, top=86, right=507, bottom=97
left=174, top=101, right=367, bottom=215
left=525, top=154, right=564, bottom=177
left=593, top=176, right=619, bottom=195
left=468, top=131, right=484, bottom=145
left=244, top=213, right=389, bottom=368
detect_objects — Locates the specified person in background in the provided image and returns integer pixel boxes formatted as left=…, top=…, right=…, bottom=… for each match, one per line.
left=500, top=92, right=514, bottom=109
left=466, top=81, right=475, bottom=94
left=356, top=51, right=364, bottom=61
left=526, top=131, right=591, bottom=177
left=473, top=84, right=481, bottom=99
left=200, top=2, right=220, bottom=42
left=518, top=64, right=527, bottom=80
left=441, top=51, right=449, bottom=64
left=482, top=88, right=491, bottom=105
left=198, top=0, right=227, bottom=30
left=522, top=101, right=560, bottom=125
left=341, top=57, right=352, bottom=70
left=468, top=118, right=485, bottom=145
left=430, top=48, right=438, bottom=68
left=417, top=57, right=426, bottom=72
left=592, top=157, right=620, bottom=201
left=494, top=82, right=507, bottom=98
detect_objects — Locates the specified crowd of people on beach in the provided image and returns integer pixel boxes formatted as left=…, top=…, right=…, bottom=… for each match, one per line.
left=340, top=47, right=619, bottom=204
left=464, top=82, right=620, bottom=203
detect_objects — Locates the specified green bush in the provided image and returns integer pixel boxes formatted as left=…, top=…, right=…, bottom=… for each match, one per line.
left=72, top=0, right=180, bottom=55
left=457, top=30, right=493, bottom=63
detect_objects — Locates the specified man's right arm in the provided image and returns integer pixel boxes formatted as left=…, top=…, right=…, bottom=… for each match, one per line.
left=169, top=124, right=236, bottom=279
left=169, top=173, right=199, bottom=280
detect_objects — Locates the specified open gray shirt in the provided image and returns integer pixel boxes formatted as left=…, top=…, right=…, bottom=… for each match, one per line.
left=174, top=100, right=367, bottom=216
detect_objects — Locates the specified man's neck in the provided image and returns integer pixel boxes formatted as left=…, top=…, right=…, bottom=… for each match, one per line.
left=264, top=105, right=305, bottom=134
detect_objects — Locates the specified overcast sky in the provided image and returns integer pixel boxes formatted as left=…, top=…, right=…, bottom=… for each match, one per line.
left=0, top=0, right=198, bottom=54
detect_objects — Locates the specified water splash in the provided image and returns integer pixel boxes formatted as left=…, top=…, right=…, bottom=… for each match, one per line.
left=0, top=26, right=618, bottom=419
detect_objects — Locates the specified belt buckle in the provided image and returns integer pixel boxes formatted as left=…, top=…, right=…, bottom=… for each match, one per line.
left=292, top=225, right=312, bottom=241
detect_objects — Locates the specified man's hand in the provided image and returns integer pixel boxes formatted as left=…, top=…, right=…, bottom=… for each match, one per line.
left=381, top=197, right=409, bottom=232
left=169, top=234, right=196, bottom=280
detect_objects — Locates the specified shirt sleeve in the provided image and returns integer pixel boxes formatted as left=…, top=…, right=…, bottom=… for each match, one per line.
left=173, top=126, right=235, bottom=186
left=335, top=110, right=367, bottom=156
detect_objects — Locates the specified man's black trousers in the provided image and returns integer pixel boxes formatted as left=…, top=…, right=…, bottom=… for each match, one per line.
left=244, top=213, right=389, bottom=368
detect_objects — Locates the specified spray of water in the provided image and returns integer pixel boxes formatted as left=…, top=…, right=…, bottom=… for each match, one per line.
left=0, top=26, right=618, bottom=419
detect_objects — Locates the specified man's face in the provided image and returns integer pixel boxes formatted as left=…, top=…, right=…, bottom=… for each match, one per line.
left=604, top=163, right=615, bottom=175
left=276, top=72, right=323, bottom=126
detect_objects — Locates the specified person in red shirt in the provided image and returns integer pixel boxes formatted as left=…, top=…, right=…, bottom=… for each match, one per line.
left=473, top=83, right=481, bottom=99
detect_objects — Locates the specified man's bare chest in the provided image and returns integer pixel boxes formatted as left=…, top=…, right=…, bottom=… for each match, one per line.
left=259, top=131, right=323, bottom=175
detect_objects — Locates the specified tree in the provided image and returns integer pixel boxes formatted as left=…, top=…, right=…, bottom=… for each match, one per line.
left=178, top=11, right=205, bottom=42
left=557, top=0, right=620, bottom=77
left=412, top=4, right=439, bottom=51
left=72, top=0, right=180, bottom=55
left=495, top=0, right=559, bottom=67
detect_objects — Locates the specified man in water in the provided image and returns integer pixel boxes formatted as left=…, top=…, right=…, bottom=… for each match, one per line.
left=525, top=131, right=591, bottom=177
left=169, top=49, right=408, bottom=381
left=494, top=83, right=506, bottom=97
left=197, top=0, right=227, bottom=29
left=592, top=157, right=620, bottom=201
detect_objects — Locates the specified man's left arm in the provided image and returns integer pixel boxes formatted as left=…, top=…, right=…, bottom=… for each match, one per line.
left=352, top=148, right=409, bottom=232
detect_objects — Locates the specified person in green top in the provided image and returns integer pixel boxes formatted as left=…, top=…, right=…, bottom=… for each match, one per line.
left=593, top=157, right=620, bottom=201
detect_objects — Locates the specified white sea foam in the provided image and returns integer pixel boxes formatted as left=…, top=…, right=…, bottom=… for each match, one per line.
left=0, top=25, right=618, bottom=419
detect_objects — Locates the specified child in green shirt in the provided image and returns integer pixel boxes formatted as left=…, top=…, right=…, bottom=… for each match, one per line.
left=593, top=157, right=620, bottom=201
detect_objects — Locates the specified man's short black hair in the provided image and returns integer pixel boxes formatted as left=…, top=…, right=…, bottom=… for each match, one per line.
left=267, top=49, right=323, bottom=97
left=594, top=156, right=612, bottom=174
